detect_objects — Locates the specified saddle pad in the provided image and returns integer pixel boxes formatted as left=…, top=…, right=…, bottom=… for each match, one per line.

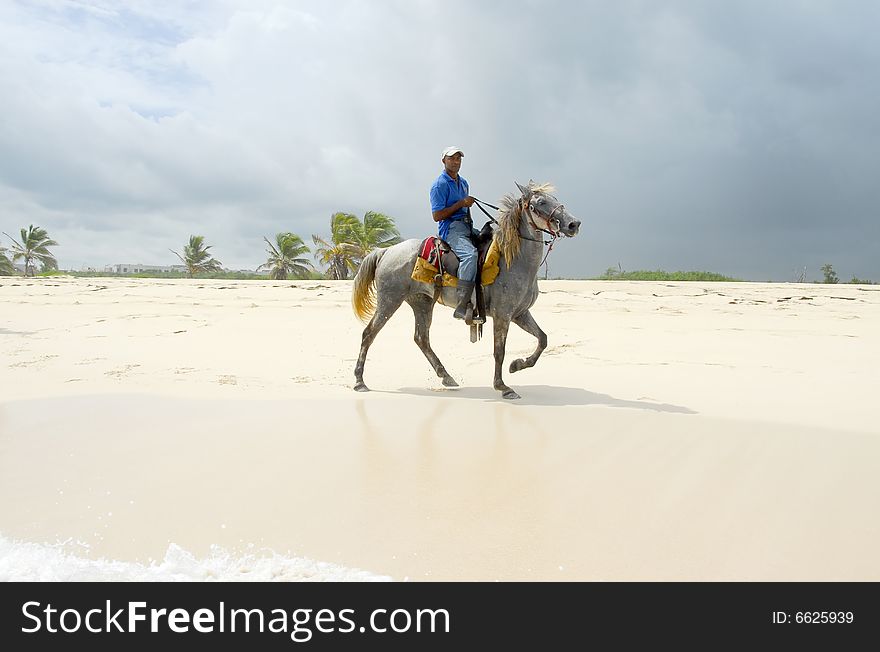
left=481, top=239, right=501, bottom=286
left=411, top=257, right=459, bottom=287
left=418, top=236, right=441, bottom=267
left=410, top=236, right=502, bottom=288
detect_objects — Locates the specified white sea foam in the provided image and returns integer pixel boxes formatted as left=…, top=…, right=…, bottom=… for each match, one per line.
left=0, top=534, right=391, bottom=582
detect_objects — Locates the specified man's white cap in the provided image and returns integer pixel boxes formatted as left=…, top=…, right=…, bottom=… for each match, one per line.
left=442, top=146, right=464, bottom=158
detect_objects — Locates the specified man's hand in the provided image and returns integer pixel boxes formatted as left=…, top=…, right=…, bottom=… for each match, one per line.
left=432, top=196, right=476, bottom=222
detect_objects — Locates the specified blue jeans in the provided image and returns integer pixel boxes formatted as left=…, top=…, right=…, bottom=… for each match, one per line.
left=446, top=219, right=478, bottom=284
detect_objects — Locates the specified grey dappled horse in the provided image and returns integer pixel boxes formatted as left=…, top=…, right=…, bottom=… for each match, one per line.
left=352, top=181, right=581, bottom=400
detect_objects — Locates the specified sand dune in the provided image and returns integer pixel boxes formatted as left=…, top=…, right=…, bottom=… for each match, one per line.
left=1, top=277, right=878, bottom=580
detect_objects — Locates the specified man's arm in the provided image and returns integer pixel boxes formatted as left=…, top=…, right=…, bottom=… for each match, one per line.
left=432, top=196, right=475, bottom=222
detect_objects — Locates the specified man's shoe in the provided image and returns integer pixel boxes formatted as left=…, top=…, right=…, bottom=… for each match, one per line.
left=453, top=281, right=475, bottom=320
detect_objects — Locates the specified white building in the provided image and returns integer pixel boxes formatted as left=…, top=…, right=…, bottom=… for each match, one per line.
left=107, top=263, right=187, bottom=274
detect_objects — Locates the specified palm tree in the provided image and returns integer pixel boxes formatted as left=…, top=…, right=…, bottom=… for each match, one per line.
left=352, top=211, right=402, bottom=255
left=258, top=232, right=314, bottom=280
left=3, top=225, right=59, bottom=276
left=0, top=244, right=15, bottom=275
left=312, top=212, right=363, bottom=280
left=170, top=235, right=223, bottom=278
left=311, top=234, right=361, bottom=280
left=311, top=211, right=402, bottom=279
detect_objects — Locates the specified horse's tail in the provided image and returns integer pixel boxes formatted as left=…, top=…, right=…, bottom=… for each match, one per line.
left=352, top=247, right=387, bottom=323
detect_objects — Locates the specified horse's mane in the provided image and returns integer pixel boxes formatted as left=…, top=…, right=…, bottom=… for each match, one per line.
left=495, top=182, right=555, bottom=266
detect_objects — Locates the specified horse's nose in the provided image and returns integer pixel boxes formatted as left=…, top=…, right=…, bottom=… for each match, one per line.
left=570, top=219, right=581, bottom=233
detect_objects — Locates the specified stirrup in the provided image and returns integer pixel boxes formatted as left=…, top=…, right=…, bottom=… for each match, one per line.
left=464, top=305, right=485, bottom=326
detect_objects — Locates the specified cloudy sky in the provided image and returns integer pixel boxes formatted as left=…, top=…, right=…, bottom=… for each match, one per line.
left=1, top=0, right=878, bottom=280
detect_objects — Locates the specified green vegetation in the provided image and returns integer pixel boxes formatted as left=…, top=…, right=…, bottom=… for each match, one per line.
left=597, top=266, right=740, bottom=282
left=347, top=211, right=402, bottom=254
left=820, top=263, right=839, bottom=284
left=4, top=222, right=875, bottom=285
left=3, top=225, right=59, bottom=276
left=0, top=212, right=401, bottom=280
left=258, top=232, right=315, bottom=280
left=0, top=244, right=14, bottom=275
left=817, top=263, right=875, bottom=284
left=312, top=212, right=364, bottom=280
left=170, top=235, right=223, bottom=278
left=36, top=269, right=288, bottom=280
left=312, top=211, right=401, bottom=280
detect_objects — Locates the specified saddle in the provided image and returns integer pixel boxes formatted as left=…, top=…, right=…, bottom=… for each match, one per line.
left=415, top=236, right=460, bottom=283
left=412, top=223, right=496, bottom=290
left=411, top=222, right=498, bottom=337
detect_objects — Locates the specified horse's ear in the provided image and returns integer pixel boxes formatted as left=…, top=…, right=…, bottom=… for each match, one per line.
left=515, top=181, right=530, bottom=197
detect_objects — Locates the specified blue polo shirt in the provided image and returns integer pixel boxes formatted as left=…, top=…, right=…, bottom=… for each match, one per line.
left=430, top=171, right=469, bottom=241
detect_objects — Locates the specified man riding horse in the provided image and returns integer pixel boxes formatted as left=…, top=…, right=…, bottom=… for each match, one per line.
left=353, top=160, right=582, bottom=399
left=429, top=146, right=480, bottom=320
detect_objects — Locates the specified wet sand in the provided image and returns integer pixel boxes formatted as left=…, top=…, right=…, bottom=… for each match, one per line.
left=1, top=277, right=879, bottom=580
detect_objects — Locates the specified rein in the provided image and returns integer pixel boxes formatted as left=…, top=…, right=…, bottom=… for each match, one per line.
left=530, top=202, right=563, bottom=267
left=472, top=196, right=560, bottom=246
left=471, top=197, right=500, bottom=225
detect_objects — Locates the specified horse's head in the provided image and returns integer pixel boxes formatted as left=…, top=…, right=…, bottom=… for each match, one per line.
left=516, top=180, right=581, bottom=238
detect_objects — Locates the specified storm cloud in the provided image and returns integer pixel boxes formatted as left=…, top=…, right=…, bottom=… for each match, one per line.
left=1, top=0, right=878, bottom=280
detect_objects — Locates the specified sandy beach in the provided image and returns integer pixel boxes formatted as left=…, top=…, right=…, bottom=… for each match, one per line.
left=1, top=276, right=879, bottom=581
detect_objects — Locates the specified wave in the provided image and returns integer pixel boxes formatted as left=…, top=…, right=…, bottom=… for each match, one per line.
left=0, top=534, right=391, bottom=582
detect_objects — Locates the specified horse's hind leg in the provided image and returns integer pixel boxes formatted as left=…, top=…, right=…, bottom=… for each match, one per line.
left=509, top=310, right=547, bottom=374
left=407, top=294, right=458, bottom=388
left=354, top=292, right=405, bottom=392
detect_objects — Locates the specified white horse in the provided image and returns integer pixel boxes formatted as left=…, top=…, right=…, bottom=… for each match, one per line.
left=352, top=181, right=581, bottom=399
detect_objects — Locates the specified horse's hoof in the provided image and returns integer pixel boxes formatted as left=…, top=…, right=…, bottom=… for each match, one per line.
left=509, top=359, right=526, bottom=373
left=502, top=389, right=521, bottom=400
left=353, top=382, right=370, bottom=392
left=442, top=376, right=459, bottom=387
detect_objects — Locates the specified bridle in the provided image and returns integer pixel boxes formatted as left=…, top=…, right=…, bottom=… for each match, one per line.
left=523, top=198, right=564, bottom=239
left=472, top=194, right=563, bottom=269
left=472, top=196, right=564, bottom=242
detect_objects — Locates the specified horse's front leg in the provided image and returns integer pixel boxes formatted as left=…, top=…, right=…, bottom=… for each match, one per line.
left=509, top=310, right=547, bottom=374
left=493, top=317, right=520, bottom=400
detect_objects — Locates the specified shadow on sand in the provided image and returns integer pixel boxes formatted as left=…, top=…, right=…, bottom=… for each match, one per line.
left=392, top=384, right=696, bottom=413
left=0, top=328, right=37, bottom=336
